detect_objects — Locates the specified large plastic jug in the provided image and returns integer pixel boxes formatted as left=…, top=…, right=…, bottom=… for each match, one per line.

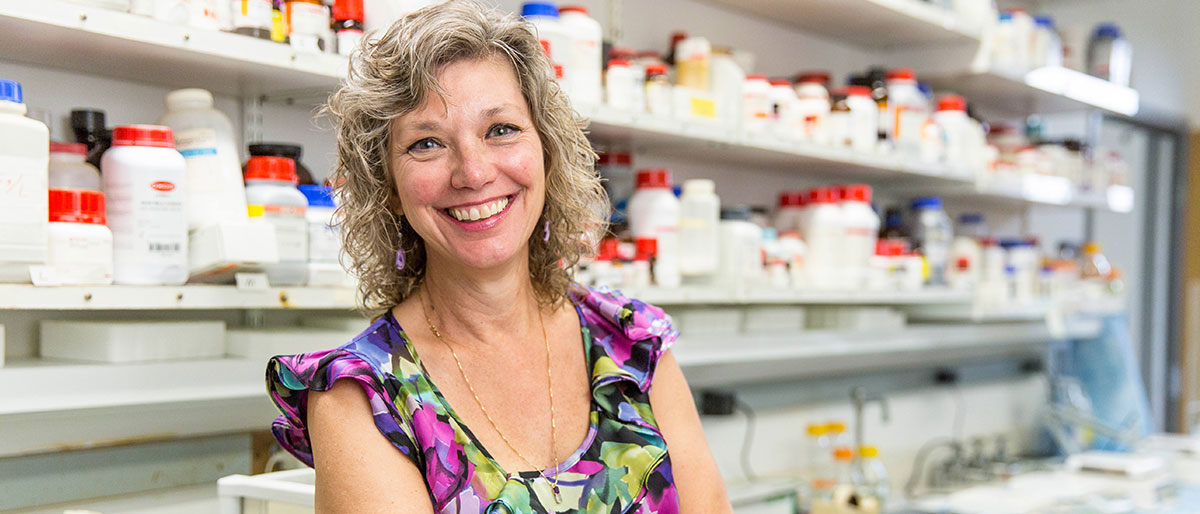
left=0, top=79, right=50, bottom=283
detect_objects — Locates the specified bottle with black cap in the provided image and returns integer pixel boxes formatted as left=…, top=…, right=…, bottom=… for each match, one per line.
left=70, top=109, right=111, bottom=169
left=246, top=143, right=315, bottom=185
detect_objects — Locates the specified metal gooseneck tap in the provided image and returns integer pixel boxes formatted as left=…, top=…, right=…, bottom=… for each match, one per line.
left=851, top=386, right=891, bottom=458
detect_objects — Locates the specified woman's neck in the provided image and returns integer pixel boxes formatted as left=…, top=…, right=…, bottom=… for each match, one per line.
left=419, top=250, right=541, bottom=348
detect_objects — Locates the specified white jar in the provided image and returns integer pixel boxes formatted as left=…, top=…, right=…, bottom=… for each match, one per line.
left=49, top=142, right=102, bottom=191
left=627, top=169, right=680, bottom=288
left=557, top=5, right=603, bottom=106
left=710, top=48, right=746, bottom=127
left=245, top=156, right=308, bottom=286
left=718, top=207, right=763, bottom=290
left=605, top=59, right=640, bottom=112
left=675, top=36, right=711, bottom=91
left=794, top=72, right=831, bottom=145
left=839, top=184, right=880, bottom=289
left=742, top=74, right=771, bottom=135
left=1031, top=16, right=1063, bottom=69
left=773, top=190, right=805, bottom=235
left=1087, top=23, right=1132, bottom=87
left=101, top=125, right=189, bottom=286
left=298, top=185, right=339, bottom=264
left=768, top=79, right=799, bottom=142
left=934, top=95, right=971, bottom=168
left=885, top=68, right=928, bottom=158
left=911, top=196, right=953, bottom=286
left=644, top=64, right=673, bottom=117
left=286, top=0, right=330, bottom=52
left=803, top=187, right=843, bottom=290
left=0, top=79, right=48, bottom=283
left=47, top=189, right=113, bottom=285
left=522, top=3, right=571, bottom=82
left=230, top=0, right=273, bottom=38
left=157, top=88, right=249, bottom=231
left=679, top=179, right=719, bottom=277
left=844, top=86, right=878, bottom=154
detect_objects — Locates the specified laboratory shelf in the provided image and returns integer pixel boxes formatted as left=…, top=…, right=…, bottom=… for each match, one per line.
left=0, top=1, right=347, bottom=98
left=905, top=299, right=1055, bottom=323
left=924, top=68, right=1140, bottom=117
left=675, top=318, right=1101, bottom=387
left=938, top=179, right=1136, bottom=213
left=583, top=103, right=977, bottom=187
left=703, top=0, right=980, bottom=49
left=0, top=284, right=359, bottom=310
left=627, top=285, right=973, bottom=306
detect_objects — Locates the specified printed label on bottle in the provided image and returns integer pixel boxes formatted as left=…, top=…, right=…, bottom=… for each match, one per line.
left=336, top=29, right=363, bottom=56
left=0, top=155, right=49, bottom=262
left=287, top=2, right=329, bottom=51
left=49, top=234, right=113, bottom=285
left=107, top=166, right=188, bottom=281
left=308, top=217, right=341, bottom=263
left=231, top=0, right=272, bottom=28
left=249, top=204, right=307, bottom=264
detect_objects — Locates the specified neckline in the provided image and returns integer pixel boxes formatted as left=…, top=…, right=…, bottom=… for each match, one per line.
left=385, top=291, right=600, bottom=480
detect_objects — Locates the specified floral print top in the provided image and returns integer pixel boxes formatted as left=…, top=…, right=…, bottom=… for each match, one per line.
left=266, top=286, right=680, bottom=513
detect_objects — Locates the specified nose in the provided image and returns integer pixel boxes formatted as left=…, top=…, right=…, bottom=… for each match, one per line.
left=449, top=139, right=497, bottom=191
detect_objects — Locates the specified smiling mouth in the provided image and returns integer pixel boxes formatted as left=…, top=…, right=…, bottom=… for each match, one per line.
left=444, top=194, right=513, bottom=223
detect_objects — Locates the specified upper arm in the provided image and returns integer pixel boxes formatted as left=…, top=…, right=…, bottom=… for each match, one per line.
left=308, top=378, right=435, bottom=514
left=648, top=350, right=733, bottom=514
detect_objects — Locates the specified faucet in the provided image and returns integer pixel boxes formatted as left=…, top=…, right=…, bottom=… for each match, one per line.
left=851, top=386, right=890, bottom=458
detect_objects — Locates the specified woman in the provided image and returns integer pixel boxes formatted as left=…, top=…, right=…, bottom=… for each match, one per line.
left=266, top=1, right=731, bottom=512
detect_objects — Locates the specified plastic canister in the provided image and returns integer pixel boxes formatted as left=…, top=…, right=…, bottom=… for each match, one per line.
left=248, top=143, right=314, bottom=185
left=679, top=179, right=719, bottom=276
left=885, top=68, right=927, bottom=158
left=0, top=79, right=49, bottom=283
left=643, top=63, right=673, bottom=117
left=158, top=88, right=249, bottom=231
left=774, top=190, right=806, bottom=235
left=49, top=142, right=101, bottom=191
left=934, top=95, right=971, bottom=168
left=843, top=86, right=878, bottom=154
left=47, top=189, right=113, bottom=285
left=557, top=5, right=603, bottom=106
left=286, top=0, right=330, bottom=52
left=627, top=169, right=680, bottom=288
left=298, top=185, right=339, bottom=265
left=1031, top=16, right=1063, bottom=69
left=710, top=48, right=746, bottom=126
left=804, top=187, right=842, bottom=290
left=332, top=0, right=365, bottom=57
left=102, top=125, right=189, bottom=286
left=231, top=0, right=273, bottom=40
left=794, top=72, right=831, bottom=145
left=718, top=206, right=763, bottom=290
left=1087, top=23, right=1132, bottom=87
left=742, top=75, right=772, bottom=134
left=840, top=184, right=880, bottom=289
left=605, top=59, right=640, bottom=112
left=245, top=156, right=308, bottom=286
left=522, top=3, right=572, bottom=87
left=675, top=36, right=711, bottom=91
left=910, top=196, right=952, bottom=286
left=768, top=79, right=799, bottom=141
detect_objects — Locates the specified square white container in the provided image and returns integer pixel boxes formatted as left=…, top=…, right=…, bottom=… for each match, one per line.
left=741, top=306, right=806, bottom=334
left=226, top=328, right=357, bottom=363
left=40, top=320, right=226, bottom=363
left=188, top=221, right=279, bottom=284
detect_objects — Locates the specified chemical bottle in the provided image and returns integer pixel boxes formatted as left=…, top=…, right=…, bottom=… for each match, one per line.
left=978, top=237, right=1007, bottom=305
left=70, top=109, right=110, bottom=170
left=674, top=36, right=711, bottom=91
left=778, top=231, right=807, bottom=289
left=333, top=0, right=365, bottom=57
left=840, top=184, right=880, bottom=289
left=717, top=206, right=763, bottom=290
left=1087, top=23, right=1132, bottom=86
left=812, top=446, right=857, bottom=514
left=248, top=143, right=315, bottom=185
left=911, top=196, right=953, bottom=286
left=804, top=187, right=843, bottom=290
left=47, top=189, right=113, bottom=286
left=632, top=237, right=655, bottom=288
left=679, top=179, right=719, bottom=277
left=605, top=59, right=640, bottom=112
left=558, top=5, right=603, bottom=106
left=286, top=0, right=330, bottom=52
left=0, top=79, right=50, bottom=283
left=774, top=190, right=806, bottom=235
left=1080, top=241, right=1112, bottom=281
left=710, top=47, right=746, bottom=127
left=49, top=142, right=101, bottom=191
left=863, top=68, right=890, bottom=146
left=948, top=213, right=985, bottom=290
left=644, top=63, right=673, bottom=116
left=231, top=0, right=273, bottom=40
left=844, top=85, right=878, bottom=154
left=627, top=169, right=680, bottom=288
left=157, top=88, right=249, bottom=231
left=742, top=75, right=772, bottom=135
left=934, top=95, right=971, bottom=168
left=794, top=72, right=831, bottom=145
left=885, top=68, right=927, bottom=159
left=1031, top=16, right=1063, bottom=69
left=245, top=156, right=309, bottom=286
left=297, top=185, right=339, bottom=266
left=767, top=79, right=799, bottom=142
left=805, top=423, right=836, bottom=506
left=991, top=11, right=1022, bottom=75
left=856, top=445, right=888, bottom=514
left=828, top=91, right=851, bottom=150
left=522, top=2, right=572, bottom=88
left=102, top=125, right=189, bottom=286
left=597, top=151, right=633, bottom=209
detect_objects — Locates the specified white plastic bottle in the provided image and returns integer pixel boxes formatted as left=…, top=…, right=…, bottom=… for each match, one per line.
left=0, top=79, right=49, bottom=283
left=774, top=191, right=806, bottom=235
left=844, top=86, right=878, bottom=155
left=934, top=95, right=971, bottom=168
left=1087, top=23, right=1132, bottom=86
left=949, top=213, right=985, bottom=290
left=768, top=79, right=799, bottom=142
left=157, top=88, right=249, bottom=231
left=644, top=63, right=673, bottom=117
left=742, top=75, right=772, bottom=135
left=885, top=68, right=928, bottom=159
left=49, top=142, right=102, bottom=191
left=522, top=2, right=572, bottom=88
left=244, top=156, right=309, bottom=286
left=806, top=423, right=836, bottom=511
left=717, top=206, right=763, bottom=290
left=626, top=169, right=680, bottom=288
left=991, top=11, right=1021, bottom=75
left=605, top=59, right=640, bottom=112
left=679, top=179, right=719, bottom=277
left=674, top=36, right=711, bottom=91
left=840, top=184, right=880, bottom=289
left=911, top=196, right=953, bottom=286
left=557, top=5, right=602, bottom=106
left=710, top=48, right=746, bottom=127
left=857, top=445, right=890, bottom=512
left=297, top=185, right=339, bottom=265
left=286, top=0, right=331, bottom=52
left=102, top=125, right=189, bottom=286
left=47, top=189, right=113, bottom=285
left=1031, top=16, right=1063, bottom=69
left=794, top=72, right=831, bottom=145
left=804, top=187, right=843, bottom=290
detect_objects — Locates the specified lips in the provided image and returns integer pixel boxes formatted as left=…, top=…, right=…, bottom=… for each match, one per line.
left=445, top=195, right=511, bottom=222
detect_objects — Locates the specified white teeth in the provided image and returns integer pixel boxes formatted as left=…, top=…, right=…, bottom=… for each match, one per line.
left=449, top=196, right=509, bottom=222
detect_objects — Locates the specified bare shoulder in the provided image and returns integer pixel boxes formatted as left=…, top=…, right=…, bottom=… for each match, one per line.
left=308, top=379, right=435, bottom=514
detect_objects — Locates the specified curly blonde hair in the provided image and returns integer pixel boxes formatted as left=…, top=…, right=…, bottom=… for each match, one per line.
left=326, top=0, right=608, bottom=316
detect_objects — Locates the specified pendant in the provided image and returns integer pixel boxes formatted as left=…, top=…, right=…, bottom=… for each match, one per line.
left=552, top=483, right=562, bottom=503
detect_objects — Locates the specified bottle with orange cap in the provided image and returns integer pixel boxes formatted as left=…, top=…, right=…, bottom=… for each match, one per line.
left=812, top=445, right=859, bottom=514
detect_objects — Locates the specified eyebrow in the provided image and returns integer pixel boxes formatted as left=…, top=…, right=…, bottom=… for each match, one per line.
left=398, top=104, right=523, bottom=135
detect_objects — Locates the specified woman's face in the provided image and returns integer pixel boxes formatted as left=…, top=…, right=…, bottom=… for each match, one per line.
left=389, top=56, right=545, bottom=274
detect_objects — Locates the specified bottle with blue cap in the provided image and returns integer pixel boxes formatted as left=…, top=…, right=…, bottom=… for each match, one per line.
left=0, top=79, right=51, bottom=283
left=910, top=196, right=952, bottom=286
left=1087, top=22, right=1131, bottom=87
left=1031, top=16, right=1063, bottom=69
left=520, top=2, right=571, bottom=89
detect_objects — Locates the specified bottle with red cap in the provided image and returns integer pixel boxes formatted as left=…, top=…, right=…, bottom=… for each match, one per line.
left=627, top=168, right=680, bottom=288
left=774, top=190, right=806, bottom=235
left=596, top=151, right=633, bottom=209
left=245, top=155, right=309, bottom=286
left=794, top=72, right=831, bottom=145
left=767, top=78, right=800, bottom=141
left=49, top=141, right=101, bottom=192
left=47, top=189, right=113, bottom=286
left=605, top=58, right=639, bottom=112
left=333, top=0, right=364, bottom=57
left=803, top=187, right=843, bottom=290
left=839, top=184, right=880, bottom=289
left=101, top=124, right=189, bottom=285
left=558, top=5, right=603, bottom=106
left=743, top=74, right=772, bottom=134
left=843, top=86, right=878, bottom=154
left=644, top=63, right=673, bottom=116
left=884, top=68, right=929, bottom=158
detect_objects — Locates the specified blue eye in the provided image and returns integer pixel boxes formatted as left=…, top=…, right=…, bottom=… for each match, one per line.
left=488, top=124, right=520, bottom=138
left=407, top=138, right=442, bottom=153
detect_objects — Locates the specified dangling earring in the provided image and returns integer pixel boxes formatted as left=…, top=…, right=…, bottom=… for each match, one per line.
left=543, top=220, right=550, bottom=242
left=394, top=229, right=407, bottom=271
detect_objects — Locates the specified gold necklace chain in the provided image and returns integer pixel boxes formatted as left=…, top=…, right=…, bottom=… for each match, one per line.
left=420, top=288, right=561, bottom=503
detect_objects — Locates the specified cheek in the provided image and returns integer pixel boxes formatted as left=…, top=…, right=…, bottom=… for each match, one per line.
left=394, top=161, right=444, bottom=213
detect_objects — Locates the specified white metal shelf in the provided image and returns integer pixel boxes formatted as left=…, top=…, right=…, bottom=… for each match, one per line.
left=627, top=285, right=972, bottom=306
left=0, top=284, right=359, bottom=310
left=0, top=1, right=347, bottom=98
left=703, top=0, right=980, bottom=49
left=938, top=180, right=1136, bottom=213
left=925, top=68, right=1140, bottom=117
